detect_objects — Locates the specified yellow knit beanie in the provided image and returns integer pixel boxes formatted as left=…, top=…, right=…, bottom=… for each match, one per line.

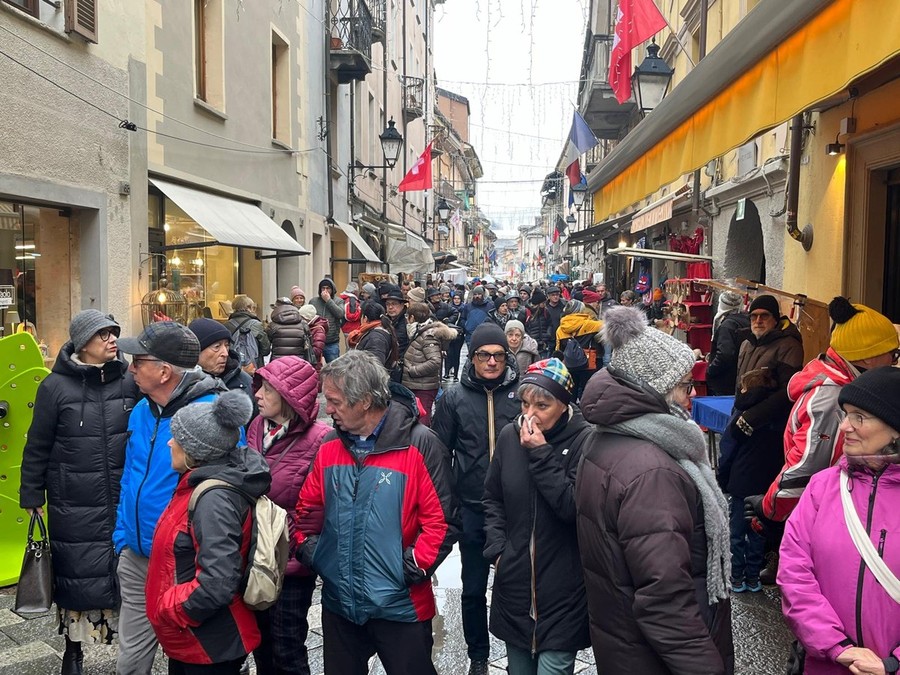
left=829, top=297, right=898, bottom=362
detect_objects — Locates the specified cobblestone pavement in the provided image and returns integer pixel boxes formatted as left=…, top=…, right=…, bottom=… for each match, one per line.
left=0, top=372, right=794, bottom=674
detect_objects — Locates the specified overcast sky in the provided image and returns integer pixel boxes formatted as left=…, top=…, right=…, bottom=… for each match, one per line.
left=433, top=0, right=588, bottom=239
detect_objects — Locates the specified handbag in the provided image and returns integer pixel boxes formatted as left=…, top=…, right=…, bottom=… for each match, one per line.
left=14, top=512, right=53, bottom=616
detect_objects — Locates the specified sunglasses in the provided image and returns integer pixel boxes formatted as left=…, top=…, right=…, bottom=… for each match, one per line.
left=473, top=351, right=507, bottom=363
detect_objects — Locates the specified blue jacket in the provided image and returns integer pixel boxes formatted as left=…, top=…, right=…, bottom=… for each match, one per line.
left=462, top=297, right=493, bottom=342
left=113, top=370, right=240, bottom=557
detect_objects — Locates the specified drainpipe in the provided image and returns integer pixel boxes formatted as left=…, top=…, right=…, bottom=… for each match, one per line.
left=324, top=0, right=334, bottom=220
left=691, top=0, right=708, bottom=220
left=786, top=113, right=814, bottom=250
left=401, top=0, right=408, bottom=233
left=382, top=1, right=389, bottom=222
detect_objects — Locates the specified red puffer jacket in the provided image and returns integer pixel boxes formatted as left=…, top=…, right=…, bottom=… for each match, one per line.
left=248, top=356, right=330, bottom=576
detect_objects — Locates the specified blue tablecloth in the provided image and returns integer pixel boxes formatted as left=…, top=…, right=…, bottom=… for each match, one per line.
left=692, top=396, right=735, bottom=434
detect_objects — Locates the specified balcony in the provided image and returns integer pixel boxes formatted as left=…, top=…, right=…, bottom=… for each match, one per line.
left=370, top=0, right=385, bottom=42
left=329, top=0, right=373, bottom=84
left=402, top=76, right=425, bottom=121
left=578, top=33, right=635, bottom=140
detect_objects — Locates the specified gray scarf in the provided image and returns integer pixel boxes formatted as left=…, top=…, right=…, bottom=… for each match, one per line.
left=600, top=407, right=731, bottom=604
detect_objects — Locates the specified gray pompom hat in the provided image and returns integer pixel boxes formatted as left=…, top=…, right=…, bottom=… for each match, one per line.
left=601, top=305, right=695, bottom=396
left=171, top=390, right=253, bottom=464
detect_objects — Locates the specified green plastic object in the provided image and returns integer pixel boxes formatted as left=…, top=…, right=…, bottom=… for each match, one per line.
left=0, top=333, right=50, bottom=586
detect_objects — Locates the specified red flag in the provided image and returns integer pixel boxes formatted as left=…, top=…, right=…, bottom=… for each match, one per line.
left=609, top=0, right=667, bottom=104
left=566, top=159, right=581, bottom=188
left=398, top=142, right=433, bottom=192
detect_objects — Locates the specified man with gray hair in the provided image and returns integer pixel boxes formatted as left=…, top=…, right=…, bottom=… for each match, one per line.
left=295, top=350, right=457, bottom=674
left=114, top=322, right=239, bottom=675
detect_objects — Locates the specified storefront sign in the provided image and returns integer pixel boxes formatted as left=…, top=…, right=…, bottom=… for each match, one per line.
left=631, top=198, right=673, bottom=233
left=0, top=286, right=14, bottom=307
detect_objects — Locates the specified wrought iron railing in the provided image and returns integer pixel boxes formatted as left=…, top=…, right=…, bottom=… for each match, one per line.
left=331, top=0, right=372, bottom=61
left=369, top=0, right=385, bottom=41
left=402, top=76, right=425, bottom=119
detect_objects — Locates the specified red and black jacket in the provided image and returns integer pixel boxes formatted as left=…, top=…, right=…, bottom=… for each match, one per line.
left=146, top=448, right=271, bottom=664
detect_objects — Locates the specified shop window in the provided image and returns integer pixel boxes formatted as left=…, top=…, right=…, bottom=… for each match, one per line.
left=151, top=197, right=238, bottom=321
left=271, top=30, right=290, bottom=144
left=194, top=0, right=224, bottom=110
left=0, top=201, right=73, bottom=359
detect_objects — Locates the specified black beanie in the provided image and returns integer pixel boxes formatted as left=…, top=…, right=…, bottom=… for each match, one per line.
left=839, top=366, right=900, bottom=434
left=748, top=294, right=780, bottom=318
left=469, top=323, right=508, bottom=353
left=531, top=289, right=547, bottom=305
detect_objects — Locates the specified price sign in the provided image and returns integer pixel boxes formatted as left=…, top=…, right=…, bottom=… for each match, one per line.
left=0, top=286, right=14, bottom=307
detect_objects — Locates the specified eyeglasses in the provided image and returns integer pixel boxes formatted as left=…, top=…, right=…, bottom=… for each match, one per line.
left=676, top=380, right=695, bottom=393
left=131, top=357, right=161, bottom=368
left=839, top=409, right=874, bottom=428
left=750, top=312, right=773, bottom=322
left=96, top=328, right=117, bottom=342
left=473, top=351, right=507, bottom=363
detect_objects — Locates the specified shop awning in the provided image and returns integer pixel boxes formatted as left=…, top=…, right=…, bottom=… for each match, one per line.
left=568, top=212, right=633, bottom=246
left=588, top=0, right=900, bottom=221
left=150, top=178, right=308, bottom=254
left=630, top=186, right=691, bottom=234
left=329, top=220, right=381, bottom=263
left=605, top=247, right=713, bottom=262
left=386, top=227, right=434, bottom=274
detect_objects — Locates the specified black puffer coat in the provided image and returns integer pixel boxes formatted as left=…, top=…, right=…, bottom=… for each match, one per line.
left=576, top=369, right=733, bottom=675
left=432, top=360, right=519, bottom=510
left=484, top=409, right=592, bottom=653
left=218, top=350, right=256, bottom=418
left=267, top=304, right=312, bottom=359
left=525, top=307, right=553, bottom=353
left=19, top=344, right=138, bottom=610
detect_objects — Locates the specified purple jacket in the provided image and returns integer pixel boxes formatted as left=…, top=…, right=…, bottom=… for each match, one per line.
left=247, top=356, right=330, bottom=577
left=779, top=457, right=900, bottom=674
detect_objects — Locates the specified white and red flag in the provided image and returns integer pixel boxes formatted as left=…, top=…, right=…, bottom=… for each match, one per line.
left=609, top=0, right=667, bottom=104
left=398, top=142, right=433, bottom=192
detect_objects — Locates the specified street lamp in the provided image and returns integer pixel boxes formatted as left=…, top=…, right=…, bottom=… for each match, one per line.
left=571, top=181, right=588, bottom=209
left=378, top=119, right=404, bottom=168
left=436, top=198, right=451, bottom=223
left=566, top=213, right=577, bottom=228
left=632, top=39, right=674, bottom=115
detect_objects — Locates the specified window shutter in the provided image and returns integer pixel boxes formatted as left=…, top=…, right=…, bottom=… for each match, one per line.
left=64, top=0, right=98, bottom=43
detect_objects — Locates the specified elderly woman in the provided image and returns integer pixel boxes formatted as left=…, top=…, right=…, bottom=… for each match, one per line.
left=20, top=310, right=138, bottom=675
left=146, top=390, right=267, bottom=674
left=779, top=366, right=900, bottom=675
left=505, top=320, right=539, bottom=375
left=576, top=306, right=734, bottom=674
left=483, top=359, right=592, bottom=674
left=247, top=357, right=330, bottom=675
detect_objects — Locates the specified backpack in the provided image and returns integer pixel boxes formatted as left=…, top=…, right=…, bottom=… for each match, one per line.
left=563, top=336, right=589, bottom=370
left=188, top=479, right=290, bottom=611
left=231, top=319, right=260, bottom=372
left=341, top=295, right=361, bottom=334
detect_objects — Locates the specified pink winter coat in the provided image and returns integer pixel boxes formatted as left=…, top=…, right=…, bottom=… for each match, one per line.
left=779, top=457, right=900, bottom=674
left=247, top=356, right=330, bottom=577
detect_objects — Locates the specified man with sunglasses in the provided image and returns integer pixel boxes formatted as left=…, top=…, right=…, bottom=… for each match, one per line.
left=432, top=323, right=520, bottom=675
left=744, top=297, right=899, bottom=584
left=113, top=321, right=241, bottom=675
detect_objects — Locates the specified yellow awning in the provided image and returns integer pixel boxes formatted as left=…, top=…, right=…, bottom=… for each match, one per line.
left=593, top=0, right=900, bottom=221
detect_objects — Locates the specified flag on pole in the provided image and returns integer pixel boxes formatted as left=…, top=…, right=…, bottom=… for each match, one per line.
left=398, top=142, right=433, bottom=192
left=609, top=0, right=667, bottom=104
left=558, top=110, right=599, bottom=186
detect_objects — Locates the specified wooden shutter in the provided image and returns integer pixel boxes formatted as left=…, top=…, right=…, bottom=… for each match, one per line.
left=64, top=0, right=98, bottom=44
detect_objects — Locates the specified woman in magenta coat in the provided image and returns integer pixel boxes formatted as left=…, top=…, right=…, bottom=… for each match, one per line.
left=779, top=366, right=900, bottom=675
left=247, top=356, right=330, bottom=675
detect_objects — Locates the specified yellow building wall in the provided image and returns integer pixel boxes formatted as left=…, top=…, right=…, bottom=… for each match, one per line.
left=785, top=77, right=900, bottom=301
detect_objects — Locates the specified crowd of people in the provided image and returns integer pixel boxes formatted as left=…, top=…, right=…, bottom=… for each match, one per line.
left=15, top=274, right=900, bottom=675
